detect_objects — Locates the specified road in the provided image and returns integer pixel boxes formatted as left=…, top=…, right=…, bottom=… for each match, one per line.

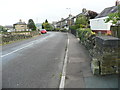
left=2, top=32, right=68, bottom=88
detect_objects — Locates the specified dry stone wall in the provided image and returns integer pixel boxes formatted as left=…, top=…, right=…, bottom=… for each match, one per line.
left=91, top=36, right=120, bottom=75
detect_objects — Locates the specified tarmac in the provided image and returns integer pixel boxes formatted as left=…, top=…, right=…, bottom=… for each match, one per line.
left=64, top=33, right=119, bottom=89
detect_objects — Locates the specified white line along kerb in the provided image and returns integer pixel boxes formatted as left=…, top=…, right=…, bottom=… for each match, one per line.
left=59, top=34, right=69, bottom=89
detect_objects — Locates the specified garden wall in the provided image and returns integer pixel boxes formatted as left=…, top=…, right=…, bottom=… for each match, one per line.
left=110, top=26, right=120, bottom=38
left=1, top=31, right=39, bottom=44
left=92, top=36, right=120, bottom=75
left=76, top=28, right=120, bottom=75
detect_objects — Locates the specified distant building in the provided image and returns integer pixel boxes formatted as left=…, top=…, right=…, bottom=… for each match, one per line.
left=4, top=25, right=13, bottom=30
left=4, top=25, right=14, bottom=32
left=116, top=0, right=120, bottom=6
left=13, top=19, right=27, bottom=31
left=52, top=21, right=57, bottom=29
left=36, top=23, right=42, bottom=30
left=55, top=8, right=98, bottom=30
left=90, top=0, right=119, bottom=34
left=56, top=14, right=74, bottom=30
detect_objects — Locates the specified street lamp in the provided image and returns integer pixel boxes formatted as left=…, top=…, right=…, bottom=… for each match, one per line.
left=66, top=8, right=72, bottom=33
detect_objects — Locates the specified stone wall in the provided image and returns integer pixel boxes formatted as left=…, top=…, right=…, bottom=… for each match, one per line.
left=91, top=36, right=120, bottom=75
left=110, top=26, right=120, bottom=38
left=1, top=31, right=39, bottom=44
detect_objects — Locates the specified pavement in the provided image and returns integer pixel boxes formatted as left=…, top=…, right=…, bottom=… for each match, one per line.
left=64, top=33, right=119, bottom=89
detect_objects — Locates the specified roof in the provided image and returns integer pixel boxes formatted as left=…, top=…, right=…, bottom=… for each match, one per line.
left=14, top=20, right=27, bottom=25
left=95, top=6, right=118, bottom=18
left=14, top=22, right=26, bottom=25
left=4, top=25, right=13, bottom=28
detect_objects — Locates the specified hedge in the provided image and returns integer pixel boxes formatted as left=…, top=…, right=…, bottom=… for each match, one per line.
left=77, top=28, right=96, bottom=50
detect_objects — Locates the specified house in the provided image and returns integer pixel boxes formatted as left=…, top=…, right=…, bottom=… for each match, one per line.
left=90, top=0, right=119, bottom=34
left=4, top=25, right=14, bottom=32
left=36, top=23, right=42, bottom=30
left=4, top=25, right=13, bottom=30
left=56, top=14, right=74, bottom=30
left=13, top=19, right=27, bottom=31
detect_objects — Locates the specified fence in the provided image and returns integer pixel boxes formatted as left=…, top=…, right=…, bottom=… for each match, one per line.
left=1, top=31, right=39, bottom=44
left=71, top=29, right=76, bottom=36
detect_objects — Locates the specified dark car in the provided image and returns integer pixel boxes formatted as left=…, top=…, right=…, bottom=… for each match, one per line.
left=40, top=29, right=47, bottom=34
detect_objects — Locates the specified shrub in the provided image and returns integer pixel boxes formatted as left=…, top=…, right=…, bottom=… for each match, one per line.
left=60, top=28, right=68, bottom=32
left=54, top=28, right=60, bottom=31
left=77, top=28, right=96, bottom=49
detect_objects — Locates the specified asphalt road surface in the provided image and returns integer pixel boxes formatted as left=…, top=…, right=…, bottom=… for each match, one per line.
left=2, top=32, right=67, bottom=88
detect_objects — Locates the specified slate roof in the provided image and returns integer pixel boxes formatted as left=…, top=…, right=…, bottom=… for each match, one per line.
left=95, top=6, right=118, bottom=18
left=14, top=21, right=26, bottom=25
left=14, top=22, right=26, bottom=25
left=4, top=25, right=13, bottom=28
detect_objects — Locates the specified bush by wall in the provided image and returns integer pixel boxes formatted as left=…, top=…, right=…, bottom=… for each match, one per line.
left=76, top=28, right=120, bottom=75
left=77, top=28, right=96, bottom=50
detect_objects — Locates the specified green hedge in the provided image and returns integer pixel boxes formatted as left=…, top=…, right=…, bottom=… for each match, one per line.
left=53, top=28, right=68, bottom=32
left=77, top=28, right=96, bottom=49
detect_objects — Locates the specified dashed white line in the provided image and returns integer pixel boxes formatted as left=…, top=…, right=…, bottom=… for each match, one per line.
left=68, top=38, right=69, bottom=45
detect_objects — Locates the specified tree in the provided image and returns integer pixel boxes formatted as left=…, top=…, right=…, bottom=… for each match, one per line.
left=0, top=25, right=7, bottom=32
left=105, top=5, right=120, bottom=25
left=87, top=10, right=98, bottom=19
left=42, top=24, right=44, bottom=29
left=45, top=19, right=48, bottom=23
left=105, top=13, right=119, bottom=24
left=27, top=19, right=36, bottom=31
left=75, top=15, right=89, bottom=28
left=82, top=8, right=98, bottom=19
left=42, top=20, right=54, bottom=31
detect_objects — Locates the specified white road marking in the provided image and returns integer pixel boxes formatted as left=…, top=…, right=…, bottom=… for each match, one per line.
left=59, top=33, right=69, bottom=89
left=68, top=38, right=69, bottom=45
left=1, top=34, right=54, bottom=58
left=1, top=43, right=33, bottom=58
left=59, top=76, right=65, bottom=89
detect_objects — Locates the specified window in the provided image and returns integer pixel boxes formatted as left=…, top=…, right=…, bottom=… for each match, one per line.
left=21, top=26, right=24, bottom=27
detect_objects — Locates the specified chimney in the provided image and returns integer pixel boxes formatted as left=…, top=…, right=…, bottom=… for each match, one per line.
left=19, top=19, right=22, bottom=22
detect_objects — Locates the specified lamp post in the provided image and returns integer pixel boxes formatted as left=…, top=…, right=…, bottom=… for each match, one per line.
left=66, top=8, right=72, bottom=32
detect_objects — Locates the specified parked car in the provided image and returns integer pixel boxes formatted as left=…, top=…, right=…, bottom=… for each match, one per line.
left=40, top=29, right=47, bottom=34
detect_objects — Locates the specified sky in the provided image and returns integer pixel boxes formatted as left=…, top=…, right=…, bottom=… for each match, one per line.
left=0, top=0, right=116, bottom=26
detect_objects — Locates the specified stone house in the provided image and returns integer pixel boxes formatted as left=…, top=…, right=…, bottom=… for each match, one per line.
left=13, top=19, right=27, bottom=31
left=4, top=25, right=13, bottom=30
left=56, top=14, right=74, bottom=30
left=4, top=25, right=14, bottom=32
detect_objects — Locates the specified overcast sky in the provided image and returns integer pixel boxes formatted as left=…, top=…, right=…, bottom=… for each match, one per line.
left=0, top=0, right=116, bottom=26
